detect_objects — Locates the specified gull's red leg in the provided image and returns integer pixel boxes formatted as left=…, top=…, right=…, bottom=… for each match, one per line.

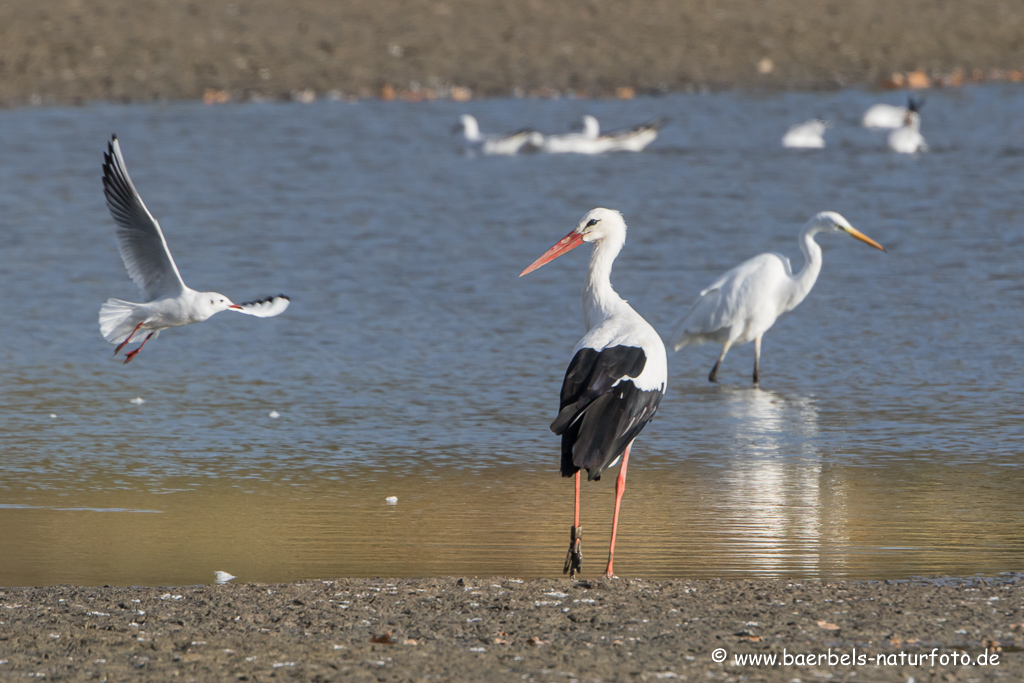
left=604, top=443, right=632, bottom=578
left=123, top=332, right=154, bottom=364
left=114, top=322, right=145, bottom=356
left=563, top=470, right=582, bottom=577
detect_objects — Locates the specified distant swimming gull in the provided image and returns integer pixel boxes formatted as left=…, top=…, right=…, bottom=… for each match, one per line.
left=98, top=135, right=290, bottom=363
left=782, top=119, right=830, bottom=149
left=541, top=115, right=606, bottom=154
left=887, top=99, right=927, bottom=154
left=862, top=102, right=908, bottom=129
left=598, top=117, right=666, bottom=153
left=454, top=114, right=543, bottom=156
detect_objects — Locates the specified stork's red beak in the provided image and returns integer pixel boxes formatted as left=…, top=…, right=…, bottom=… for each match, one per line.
left=520, top=230, right=584, bottom=276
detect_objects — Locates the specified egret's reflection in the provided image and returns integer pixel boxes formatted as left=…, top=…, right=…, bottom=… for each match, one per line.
left=706, top=387, right=850, bottom=576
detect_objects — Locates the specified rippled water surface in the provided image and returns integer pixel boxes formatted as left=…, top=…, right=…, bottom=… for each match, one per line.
left=1, top=87, right=1023, bottom=586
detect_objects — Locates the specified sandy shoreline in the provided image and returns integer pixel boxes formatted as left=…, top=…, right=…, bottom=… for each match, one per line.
left=1, top=575, right=1021, bottom=680
left=2, top=0, right=1023, bottom=107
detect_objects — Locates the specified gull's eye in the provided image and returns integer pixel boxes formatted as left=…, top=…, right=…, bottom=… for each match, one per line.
left=585, top=218, right=599, bottom=228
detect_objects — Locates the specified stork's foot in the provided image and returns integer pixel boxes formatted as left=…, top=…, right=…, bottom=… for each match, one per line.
left=563, top=525, right=582, bottom=578
left=123, top=347, right=141, bottom=364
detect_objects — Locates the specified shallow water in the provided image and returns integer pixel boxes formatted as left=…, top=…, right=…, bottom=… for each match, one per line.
left=1, top=87, right=1023, bottom=586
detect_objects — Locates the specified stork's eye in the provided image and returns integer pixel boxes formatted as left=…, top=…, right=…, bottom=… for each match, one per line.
left=585, top=218, right=599, bottom=227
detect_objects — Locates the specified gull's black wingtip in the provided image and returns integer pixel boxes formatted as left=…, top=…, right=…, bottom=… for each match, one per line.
left=237, top=294, right=291, bottom=307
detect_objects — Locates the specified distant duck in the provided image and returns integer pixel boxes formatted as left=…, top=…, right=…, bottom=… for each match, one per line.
left=541, top=115, right=605, bottom=154
left=887, top=99, right=927, bottom=154
left=782, top=119, right=830, bottom=149
left=599, top=117, right=666, bottom=153
left=455, top=114, right=543, bottom=156
left=862, top=103, right=908, bottom=129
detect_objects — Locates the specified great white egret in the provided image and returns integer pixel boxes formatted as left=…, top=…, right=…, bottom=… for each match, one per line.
left=520, top=208, right=667, bottom=578
left=669, top=211, right=885, bottom=385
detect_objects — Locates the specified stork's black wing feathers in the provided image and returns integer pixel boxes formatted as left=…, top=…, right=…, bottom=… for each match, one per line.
left=551, top=346, right=662, bottom=481
left=551, top=346, right=646, bottom=434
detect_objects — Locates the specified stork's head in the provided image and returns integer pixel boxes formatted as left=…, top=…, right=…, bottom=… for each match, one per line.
left=520, top=208, right=626, bottom=276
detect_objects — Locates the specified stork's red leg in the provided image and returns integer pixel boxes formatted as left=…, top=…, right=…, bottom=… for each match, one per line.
left=114, top=322, right=145, bottom=356
left=123, top=332, right=154, bottom=364
left=604, top=443, right=632, bottom=578
left=574, top=470, right=581, bottom=528
left=563, top=470, right=583, bottom=577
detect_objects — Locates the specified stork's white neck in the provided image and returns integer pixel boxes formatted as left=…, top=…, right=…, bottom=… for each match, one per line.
left=582, top=232, right=629, bottom=329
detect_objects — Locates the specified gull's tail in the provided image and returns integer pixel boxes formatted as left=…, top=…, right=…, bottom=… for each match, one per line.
left=99, top=299, right=144, bottom=344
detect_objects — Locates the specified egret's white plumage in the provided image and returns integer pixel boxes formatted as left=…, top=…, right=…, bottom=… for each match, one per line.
left=99, top=136, right=290, bottom=363
left=455, top=114, right=543, bottom=155
left=862, top=103, right=908, bottom=129
left=782, top=119, right=830, bottom=149
left=521, top=208, right=666, bottom=578
left=669, top=211, right=885, bottom=385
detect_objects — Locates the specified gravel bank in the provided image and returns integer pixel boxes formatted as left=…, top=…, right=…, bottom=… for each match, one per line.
left=1, top=576, right=1021, bottom=680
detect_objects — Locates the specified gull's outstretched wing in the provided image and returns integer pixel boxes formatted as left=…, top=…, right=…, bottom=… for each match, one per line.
left=230, top=295, right=291, bottom=318
left=102, top=136, right=186, bottom=301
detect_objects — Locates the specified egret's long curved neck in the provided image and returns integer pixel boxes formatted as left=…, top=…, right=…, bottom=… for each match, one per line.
left=582, top=234, right=627, bottom=329
left=787, top=224, right=825, bottom=311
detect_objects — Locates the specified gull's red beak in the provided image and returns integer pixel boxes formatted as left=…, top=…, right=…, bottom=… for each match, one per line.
left=228, top=304, right=243, bottom=310
left=520, top=230, right=584, bottom=276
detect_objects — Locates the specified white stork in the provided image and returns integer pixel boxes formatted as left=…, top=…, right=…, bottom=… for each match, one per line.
left=520, top=208, right=667, bottom=578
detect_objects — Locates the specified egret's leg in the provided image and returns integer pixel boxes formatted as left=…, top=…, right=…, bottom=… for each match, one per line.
left=753, top=335, right=762, bottom=386
left=604, top=443, right=632, bottom=578
left=563, top=471, right=583, bottom=577
left=123, top=333, right=154, bottom=364
left=709, top=342, right=732, bottom=383
left=114, top=322, right=145, bottom=356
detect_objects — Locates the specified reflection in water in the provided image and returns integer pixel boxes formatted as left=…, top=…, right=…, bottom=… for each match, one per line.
left=715, top=388, right=837, bottom=576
